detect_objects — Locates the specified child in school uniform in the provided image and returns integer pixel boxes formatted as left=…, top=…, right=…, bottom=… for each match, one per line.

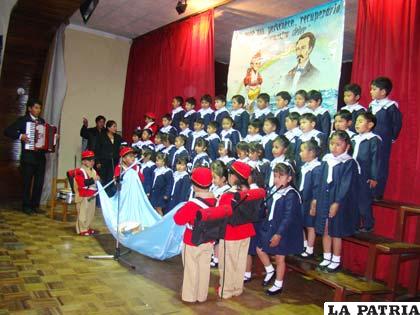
left=213, top=95, right=230, bottom=134
left=307, top=90, right=331, bottom=136
left=257, top=163, right=303, bottom=295
left=209, top=161, right=231, bottom=268
left=217, top=141, right=235, bottom=167
left=243, top=120, right=263, bottom=143
left=217, top=161, right=256, bottom=299
left=198, top=94, right=214, bottom=128
left=353, top=112, right=381, bottom=232
left=179, top=118, right=193, bottom=139
left=274, top=91, right=291, bottom=135
left=294, top=113, right=327, bottom=169
left=290, top=90, right=311, bottom=115
left=167, top=157, right=191, bottom=211
left=191, top=138, right=211, bottom=169
left=187, top=118, right=207, bottom=157
left=154, top=132, right=166, bottom=153
left=131, top=130, right=141, bottom=148
left=248, top=142, right=270, bottom=176
left=162, top=133, right=177, bottom=169
left=74, top=150, right=99, bottom=236
left=261, top=117, right=278, bottom=161
left=114, top=147, right=144, bottom=183
left=150, top=152, right=174, bottom=216
left=160, top=114, right=178, bottom=137
left=297, top=140, right=322, bottom=258
left=171, top=135, right=189, bottom=170
left=342, top=84, right=365, bottom=132
left=171, top=96, right=185, bottom=133
left=250, top=93, right=273, bottom=125
left=132, top=129, right=155, bottom=152
left=142, top=112, right=159, bottom=140
left=368, top=76, right=402, bottom=198
left=230, top=94, right=250, bottom=138
left=284, top=112, right=303, bottom=159
left=333, top=110, right=355, bottom=138
left=315, top=131, right=359, bottom=272
left=184, top=97, right=198, bottom=130
left=206, top=121, right=221, bottom=161
left=173, top=167, right=217, bottom=303
left=236, top=141, right=250, bottom=163
left=268, top=136, right=293, bottom=188
left=141, top=149, right=156, bottom=196
left=221, top=117, right=241, bottom=152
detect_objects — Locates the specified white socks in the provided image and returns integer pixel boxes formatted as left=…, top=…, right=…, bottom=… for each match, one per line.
left=213, top=257, right=218, bottom=263
left=328, top=255, right=341, bottom=269
left=264, top=264, right=275, bottom=282
left=304, top=240, right=308, bottom=248
left=302, top=246, right=314, bottom=257
left=319, top=252, right=331, bottom=266
left=268, top=280, right=283, bottom=292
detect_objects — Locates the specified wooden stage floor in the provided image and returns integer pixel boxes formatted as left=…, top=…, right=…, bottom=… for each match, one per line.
left=0, top=205, right=334, bottom=315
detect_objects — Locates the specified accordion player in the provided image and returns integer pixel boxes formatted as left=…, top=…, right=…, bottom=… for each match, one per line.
left=25, top=122, right=58, bottom=152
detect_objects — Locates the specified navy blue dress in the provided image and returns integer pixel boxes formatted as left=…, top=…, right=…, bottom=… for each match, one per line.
left=171, top=147, right=189, bottom=170
left=159, top=125, right=178, bottom=138
left=315, top=157, right=359, bottom=237
left=232, top=109, right=250, bottom=138
left=368, top=100, right=402, bottom=196
left=258, top=188, right=304, bottom=255
left=261, top=133, right=278, bottom=161
left=250, top=110, right=274, bottom=135
left=294, top=131, right=327, bottom=170
left=163, top=145, right=177, bottom=169
left=150, top=168, right=174, bottom=209
left=298, top=162, right=322, bottom=228
left=197, top=109, right=214, bottom=128
left=212, top=109, right=230, bottom=134
left=312, top=107, right=332, bottom=137
left=275, top=108, right=289, bottom=135
left=186, top=130, right=207, bottom=155
left=248, top=186, right=268, bottom=256
left=341, top=104, right=365, bottom=132
left=191, top=153, right=211, bottom=169
left=167, top=173, right=191, bottom=212
left=172, top=108, right=185, bottom=132
left=352, top=134, right=381, bottom=229
left=221, top=129, right=241, bottom=155
left=141, top=162, right=156, bottom=195
left=206, top=134, right=220, bottom=161
left=184, top=110, right=198, bottom=130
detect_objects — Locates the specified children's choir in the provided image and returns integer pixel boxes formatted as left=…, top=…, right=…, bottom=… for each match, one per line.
left=75, top=76, right=402, bottom=301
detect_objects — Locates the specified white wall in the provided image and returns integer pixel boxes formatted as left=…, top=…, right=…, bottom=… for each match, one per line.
left=0, top=0, right=18, bottom=75
left=58, top=26, right=131, bottom=177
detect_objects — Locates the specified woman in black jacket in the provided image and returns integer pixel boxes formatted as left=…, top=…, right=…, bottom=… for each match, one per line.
left=95, top=120, right=122, bottom=196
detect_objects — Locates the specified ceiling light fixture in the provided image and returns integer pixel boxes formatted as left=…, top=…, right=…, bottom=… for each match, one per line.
left=176, top=0, right=188, bottom=15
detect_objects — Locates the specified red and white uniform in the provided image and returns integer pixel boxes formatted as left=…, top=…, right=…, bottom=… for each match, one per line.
left=174, top=197, right=217, bottom=246
left=74, top=167, right=97, bottom=197
left=114, top=164, right=144, bottom=182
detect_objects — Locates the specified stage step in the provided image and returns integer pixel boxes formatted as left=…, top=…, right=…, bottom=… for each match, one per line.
left=285, top=255, right=391, bottom=302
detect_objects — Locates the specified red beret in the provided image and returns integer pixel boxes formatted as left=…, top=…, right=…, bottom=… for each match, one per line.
left=81, top=150, right=95, bottom=160
left=145, top=112, right=156, bottom=120
left=120, top=146, right=134, bottom=158
left=230, top=161, right=251, bottom=180
left=191, top=167, right=212, bottom=189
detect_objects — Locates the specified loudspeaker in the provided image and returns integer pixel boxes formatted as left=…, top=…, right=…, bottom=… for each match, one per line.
left=80, top=0, right=99, bottom=23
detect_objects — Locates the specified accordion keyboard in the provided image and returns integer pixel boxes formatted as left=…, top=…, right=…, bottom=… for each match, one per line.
left=25, top=122, right=35, bottom=150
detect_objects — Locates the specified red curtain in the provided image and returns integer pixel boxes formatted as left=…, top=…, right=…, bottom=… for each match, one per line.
left=122, top=10, right=215, bottom=139
left=343, top=0, right=420, bottom=287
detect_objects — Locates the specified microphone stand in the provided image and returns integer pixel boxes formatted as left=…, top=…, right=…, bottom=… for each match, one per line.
left=85, top=157, right=138, bottom=270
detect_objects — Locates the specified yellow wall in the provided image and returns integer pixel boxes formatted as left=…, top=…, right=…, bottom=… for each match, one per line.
left=58, top=27, right=131, bottom=177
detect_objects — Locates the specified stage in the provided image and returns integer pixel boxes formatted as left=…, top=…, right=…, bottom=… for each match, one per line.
left=0, top=205, right=339, bottom=314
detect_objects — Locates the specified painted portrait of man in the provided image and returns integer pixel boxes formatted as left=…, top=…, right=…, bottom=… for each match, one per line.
left=285, top=32, right=320, bottom=93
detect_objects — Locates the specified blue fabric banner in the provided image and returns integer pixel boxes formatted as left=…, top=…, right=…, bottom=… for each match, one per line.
left=98, top=169, right=186, bottom=260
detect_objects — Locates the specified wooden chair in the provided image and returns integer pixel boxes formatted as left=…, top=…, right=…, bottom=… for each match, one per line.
left=49, top=177, right=77, bottom=221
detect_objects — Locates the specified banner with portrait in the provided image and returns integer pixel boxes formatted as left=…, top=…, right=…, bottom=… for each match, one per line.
left=226, top=0, right=345, bottom=115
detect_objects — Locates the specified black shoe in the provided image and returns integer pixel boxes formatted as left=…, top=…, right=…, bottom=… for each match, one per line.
left=374, top=195, right=383, bottom=201
left=325, top=264, right=341, bottom=273
left=22, top=207, right=33, bottom=215
left=265, top=285, right=283, bottom=296
left=32, top=207, right=44, bottom=214
left=244, top=276, right=252, bottom=283
left=262, top=271, right=276, bottom=286
left=300, top=251, right=314, bottom=259
left=316, top=261, right=331, bottom=272
left=359, top=227, right=374, bottom=233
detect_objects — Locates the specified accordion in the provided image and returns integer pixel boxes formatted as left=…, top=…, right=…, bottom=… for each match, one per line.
left=25, top=122, right=58, bottom=152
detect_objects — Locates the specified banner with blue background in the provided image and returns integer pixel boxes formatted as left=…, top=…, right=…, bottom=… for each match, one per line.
left=226, top=0, right=345, bottom=115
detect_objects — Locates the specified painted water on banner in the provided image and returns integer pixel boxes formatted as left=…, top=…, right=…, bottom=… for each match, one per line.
left=226, top=0, right=345, bottom=115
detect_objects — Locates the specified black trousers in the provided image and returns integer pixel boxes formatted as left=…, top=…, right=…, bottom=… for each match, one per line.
left=21, top=161, right=46, bottom=209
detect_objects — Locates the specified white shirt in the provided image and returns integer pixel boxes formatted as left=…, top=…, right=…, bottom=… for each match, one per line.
left=230, top=108, right=245, bottom=119
left=198, top=107, right=214, bottom=118
left=290, top=106, right=311, bottom=115
left=299, top=159, right=321, bottom=191
left=284, top=127, right=303, bottom=142
left=214, top=107, right=229, bottom=120
left=369, top=98, right=398, bottom=115
left=184, top=109, right=196, bottom=117
left=342, top=103, right=365, bottom=113
left=261, top=132, right=277, bottom=147
left=299, top=129, right=322, bottom=145
left=244, top=134, right=263, bottom=143
left=253, top=107, right=271, bottom=119
left=171, top=106, right=184, bottom=119
left=352, top=132, right=381, bottom=159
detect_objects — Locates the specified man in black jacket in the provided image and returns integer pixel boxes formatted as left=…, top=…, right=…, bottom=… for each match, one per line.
left=80, top=115, right=106, bottom=151
left=4, top=99, right=48, bottom=214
